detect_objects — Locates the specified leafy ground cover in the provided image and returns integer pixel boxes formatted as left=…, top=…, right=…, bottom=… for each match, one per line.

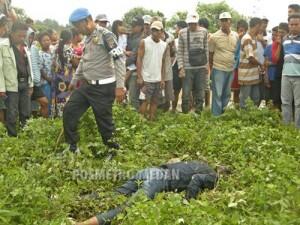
left=0, top=104, right=299, bottom=225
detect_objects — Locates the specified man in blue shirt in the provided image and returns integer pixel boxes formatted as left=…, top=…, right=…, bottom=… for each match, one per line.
left=264, top=26, right=282, bottom=110
left=281, top=14, right=300, bottom=129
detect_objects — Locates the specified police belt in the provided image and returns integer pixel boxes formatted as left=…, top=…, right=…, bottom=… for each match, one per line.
left=87, top=77, right=116, bottom=85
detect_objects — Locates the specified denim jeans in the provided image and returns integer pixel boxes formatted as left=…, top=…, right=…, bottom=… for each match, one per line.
left=116, top=167, right=168, bottom=199
left=182, top=68, right=208, bottom=113
left=211, top=68, right=233, bottom=116
left=127, top=72, right=140, bottom=111
left=97, top=168, right=168, bottom=224
left=239, top=84, right=260, bottom=108
left=281, top=76, right=300, bottom=129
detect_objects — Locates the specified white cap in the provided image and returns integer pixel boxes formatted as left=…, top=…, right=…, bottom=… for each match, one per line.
left=95, top=14, right=108, bottom=22
left=219, top=12, right=232, bottom=19
left=143, top=15, right=152, bottom=25
left=186, top=12, right=199, bottom=24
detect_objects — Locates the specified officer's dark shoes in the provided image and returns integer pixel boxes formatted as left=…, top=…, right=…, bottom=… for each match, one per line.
left=69, top=143, right=80, bottom=154
left=104, top=141, right=120, bottom=150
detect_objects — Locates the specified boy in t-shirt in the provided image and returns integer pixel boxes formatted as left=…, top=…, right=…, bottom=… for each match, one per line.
left=263, top=26, right=285, bottom=110
left=137, top=21, right=167, bottom=120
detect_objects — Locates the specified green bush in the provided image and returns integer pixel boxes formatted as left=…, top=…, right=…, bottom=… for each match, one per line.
left=0, top=105, right=299, bottom=225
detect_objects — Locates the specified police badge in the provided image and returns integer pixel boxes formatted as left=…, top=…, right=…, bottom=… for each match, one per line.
left=93, top=36, right=100, bottom=44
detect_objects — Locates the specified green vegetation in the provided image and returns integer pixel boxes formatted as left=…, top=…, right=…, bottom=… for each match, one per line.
left=0, top=104, right=299, bottom=225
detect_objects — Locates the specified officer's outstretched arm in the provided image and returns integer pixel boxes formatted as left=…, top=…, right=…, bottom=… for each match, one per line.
left=103, top=32, right=126, bottom=88
left=114, top=57, right=126, bottom=88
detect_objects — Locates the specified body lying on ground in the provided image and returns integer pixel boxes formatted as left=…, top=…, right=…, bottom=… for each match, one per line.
left=75, top=160, right=230, bottom=225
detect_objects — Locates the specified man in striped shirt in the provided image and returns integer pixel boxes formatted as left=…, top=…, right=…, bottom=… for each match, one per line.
left=238, top=18, right=263, bottom=108
left=177, top=12, right=208, bottom=114
left=281, top=13, right=300, bottom=129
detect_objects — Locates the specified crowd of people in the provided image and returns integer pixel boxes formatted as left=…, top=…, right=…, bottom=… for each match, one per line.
left=0, top=2, right=299, bottom=146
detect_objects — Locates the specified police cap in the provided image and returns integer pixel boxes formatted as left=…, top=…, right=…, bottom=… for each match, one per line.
left=69, top=8, right=91, bottom=24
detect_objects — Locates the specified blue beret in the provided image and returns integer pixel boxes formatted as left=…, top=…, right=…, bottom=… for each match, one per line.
left=69, top=8, right=91, bottom=23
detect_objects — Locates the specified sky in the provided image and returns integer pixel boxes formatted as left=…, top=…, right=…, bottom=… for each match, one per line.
left=13, top=0, right=297, bottom=28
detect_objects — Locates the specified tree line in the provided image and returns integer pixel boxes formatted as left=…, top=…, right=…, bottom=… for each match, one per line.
left=14, top=1, right=245, bottom=33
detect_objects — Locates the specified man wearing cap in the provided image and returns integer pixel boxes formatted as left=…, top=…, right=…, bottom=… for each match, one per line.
left=95, top=14, right=109, bottom=28
left=137, top=20, right=167, bottom=120
left=177, top=12, right=208, bottom=114
left=65, top=8, right=126, bottom=153
left=126, top=16, right=144, bottom=110
left=143, top=15, right=152, bottom=37
left=209, top=12, right=239, bottom=116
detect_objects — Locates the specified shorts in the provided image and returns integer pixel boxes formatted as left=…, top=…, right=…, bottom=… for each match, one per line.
left=31, top=86, right=45, bottom=100
left=142, top=82, right=161, bottom=102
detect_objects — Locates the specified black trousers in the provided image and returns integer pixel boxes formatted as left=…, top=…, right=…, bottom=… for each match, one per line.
left=5, top=82, right=31, bottom=137
left=63, top=82, right=116, bottom=145
left=270, top=78, right=282, bottom=107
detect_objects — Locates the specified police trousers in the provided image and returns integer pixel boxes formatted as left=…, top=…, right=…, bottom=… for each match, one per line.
left=63, top=82, right=116, bottom=145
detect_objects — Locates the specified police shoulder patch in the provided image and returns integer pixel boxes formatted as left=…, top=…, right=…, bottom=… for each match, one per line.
left=103, top=31, right=118, bottom=50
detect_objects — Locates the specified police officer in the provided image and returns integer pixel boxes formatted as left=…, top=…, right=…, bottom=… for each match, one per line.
left=65, top=8, right=126, bottom=153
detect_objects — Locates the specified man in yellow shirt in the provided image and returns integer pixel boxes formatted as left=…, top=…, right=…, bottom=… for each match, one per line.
left=209, top=12, right=239, bottom=116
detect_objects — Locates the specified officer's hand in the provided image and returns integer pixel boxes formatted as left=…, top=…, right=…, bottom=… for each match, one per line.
left=125, top=51, right=133, bottom=57
left=115, top=88, right=126, bottom=103
left=69, top=84, right=76, bottom=92
left=137, top=76, right=144, bottom=87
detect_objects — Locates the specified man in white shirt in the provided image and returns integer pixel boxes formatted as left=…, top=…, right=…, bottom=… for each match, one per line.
left=137, top=21, right=167, bottom=120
